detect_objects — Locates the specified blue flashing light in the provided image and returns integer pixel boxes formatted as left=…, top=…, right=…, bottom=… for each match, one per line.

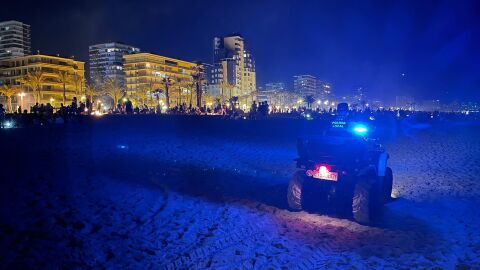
left=352, top=124, right=368, bottom=135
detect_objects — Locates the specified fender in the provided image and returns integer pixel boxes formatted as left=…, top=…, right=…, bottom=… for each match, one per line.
left=377, top=152, right=389, bottom=176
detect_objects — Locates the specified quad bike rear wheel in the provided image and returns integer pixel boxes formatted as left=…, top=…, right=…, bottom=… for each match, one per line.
left=352, top=175, right=383, bottom=224
left=287, top=170, right=306, bottom=211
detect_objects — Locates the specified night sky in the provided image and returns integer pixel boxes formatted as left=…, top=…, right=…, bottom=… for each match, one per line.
left=2, top=0, right=479, bottom=102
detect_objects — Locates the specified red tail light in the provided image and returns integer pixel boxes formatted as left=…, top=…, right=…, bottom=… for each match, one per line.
left=318, top=165, right=329, bottom=174
left=315, top=164, right=331, bottom=172
left=306, top=164, right=338, bottom=181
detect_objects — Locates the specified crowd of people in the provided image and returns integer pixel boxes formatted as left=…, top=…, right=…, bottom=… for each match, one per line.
left=0, top=96, right=478, bottom=129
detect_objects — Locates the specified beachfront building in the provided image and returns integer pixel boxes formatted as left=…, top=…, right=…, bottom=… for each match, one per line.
left=294, top=75, right=317, bottom=97
left=88, top=42, right=140, bottom=87
left=0, top=20, right=31, bottom=60
left=123, top=52, right=201, bottom=107
left=317, top=80, right=332, bottom=99
left=207, top=34, right=256, bottom=105
left=0, top=54, right=85, bottom=108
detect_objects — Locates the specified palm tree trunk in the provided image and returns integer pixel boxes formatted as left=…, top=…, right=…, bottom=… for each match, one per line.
left=196, top=82, right=201, bottom=108
left=165, top=85, right=170, bottom=108
left=190, top=88, right=193, bottom=107
left=178, top=87, right=181, bottom=106
left=7, top=97, right=12, bottom=112
left=63, top=83, right=66, bottom=104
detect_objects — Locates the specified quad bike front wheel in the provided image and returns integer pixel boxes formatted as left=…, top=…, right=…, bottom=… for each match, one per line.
left=352, top=176, right=384, bottom=224
left=287, top=170, right=306, bottom=211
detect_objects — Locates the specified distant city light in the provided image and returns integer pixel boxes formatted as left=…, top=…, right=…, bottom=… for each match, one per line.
left=3, top=121, right=14, bottom=128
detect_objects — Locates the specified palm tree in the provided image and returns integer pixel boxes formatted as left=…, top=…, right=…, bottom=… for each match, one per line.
left=0, top=84, right=20, bottom=112
left=189, top=82, right=195, bottom=107
left=57, top=71, right=71, bottom=104
left=85, top=83, right=101, bottom=111
left=147, top=78, right=163, bottom=107
left=173, top=79, right=187, bottom=106
left=162, top=77, right=173, bottom=108
left=203, top=94, right=215, bottom=107
left=85, top=83, right=98, bottom=102
left=104, top=78, right=124, bottom=110
left=192, top=65, right=206, bottom=107
left=18, top=70, right=44, bottom=104
left=241, top=91, right=257, bottom=108
left=176, top=80, right=194, bottom=107
left=137, top=84, right=150, bottom=107
left=221, top=80, right=235, bottom=101
left=71, top=73, right=83, bottom=96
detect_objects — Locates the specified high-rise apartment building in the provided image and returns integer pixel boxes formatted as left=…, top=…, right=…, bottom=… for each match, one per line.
left=88, top=42, right=140, bottom=86
left=208, top=34, right=256, bottom=100
left=0, top=20, right=31, bottom=59
left=294, top=75, right=317, bottom=96
left=316, top=80, right=332, bottom=99
left=265, top=82, right=286, bottom=92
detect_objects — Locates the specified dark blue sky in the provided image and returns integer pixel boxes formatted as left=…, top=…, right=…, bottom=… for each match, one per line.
left=2, top=0, right=479, bottom=102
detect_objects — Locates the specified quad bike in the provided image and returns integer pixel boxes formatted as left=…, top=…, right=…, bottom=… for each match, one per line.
left=287, top=105, right=393, bottom=224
